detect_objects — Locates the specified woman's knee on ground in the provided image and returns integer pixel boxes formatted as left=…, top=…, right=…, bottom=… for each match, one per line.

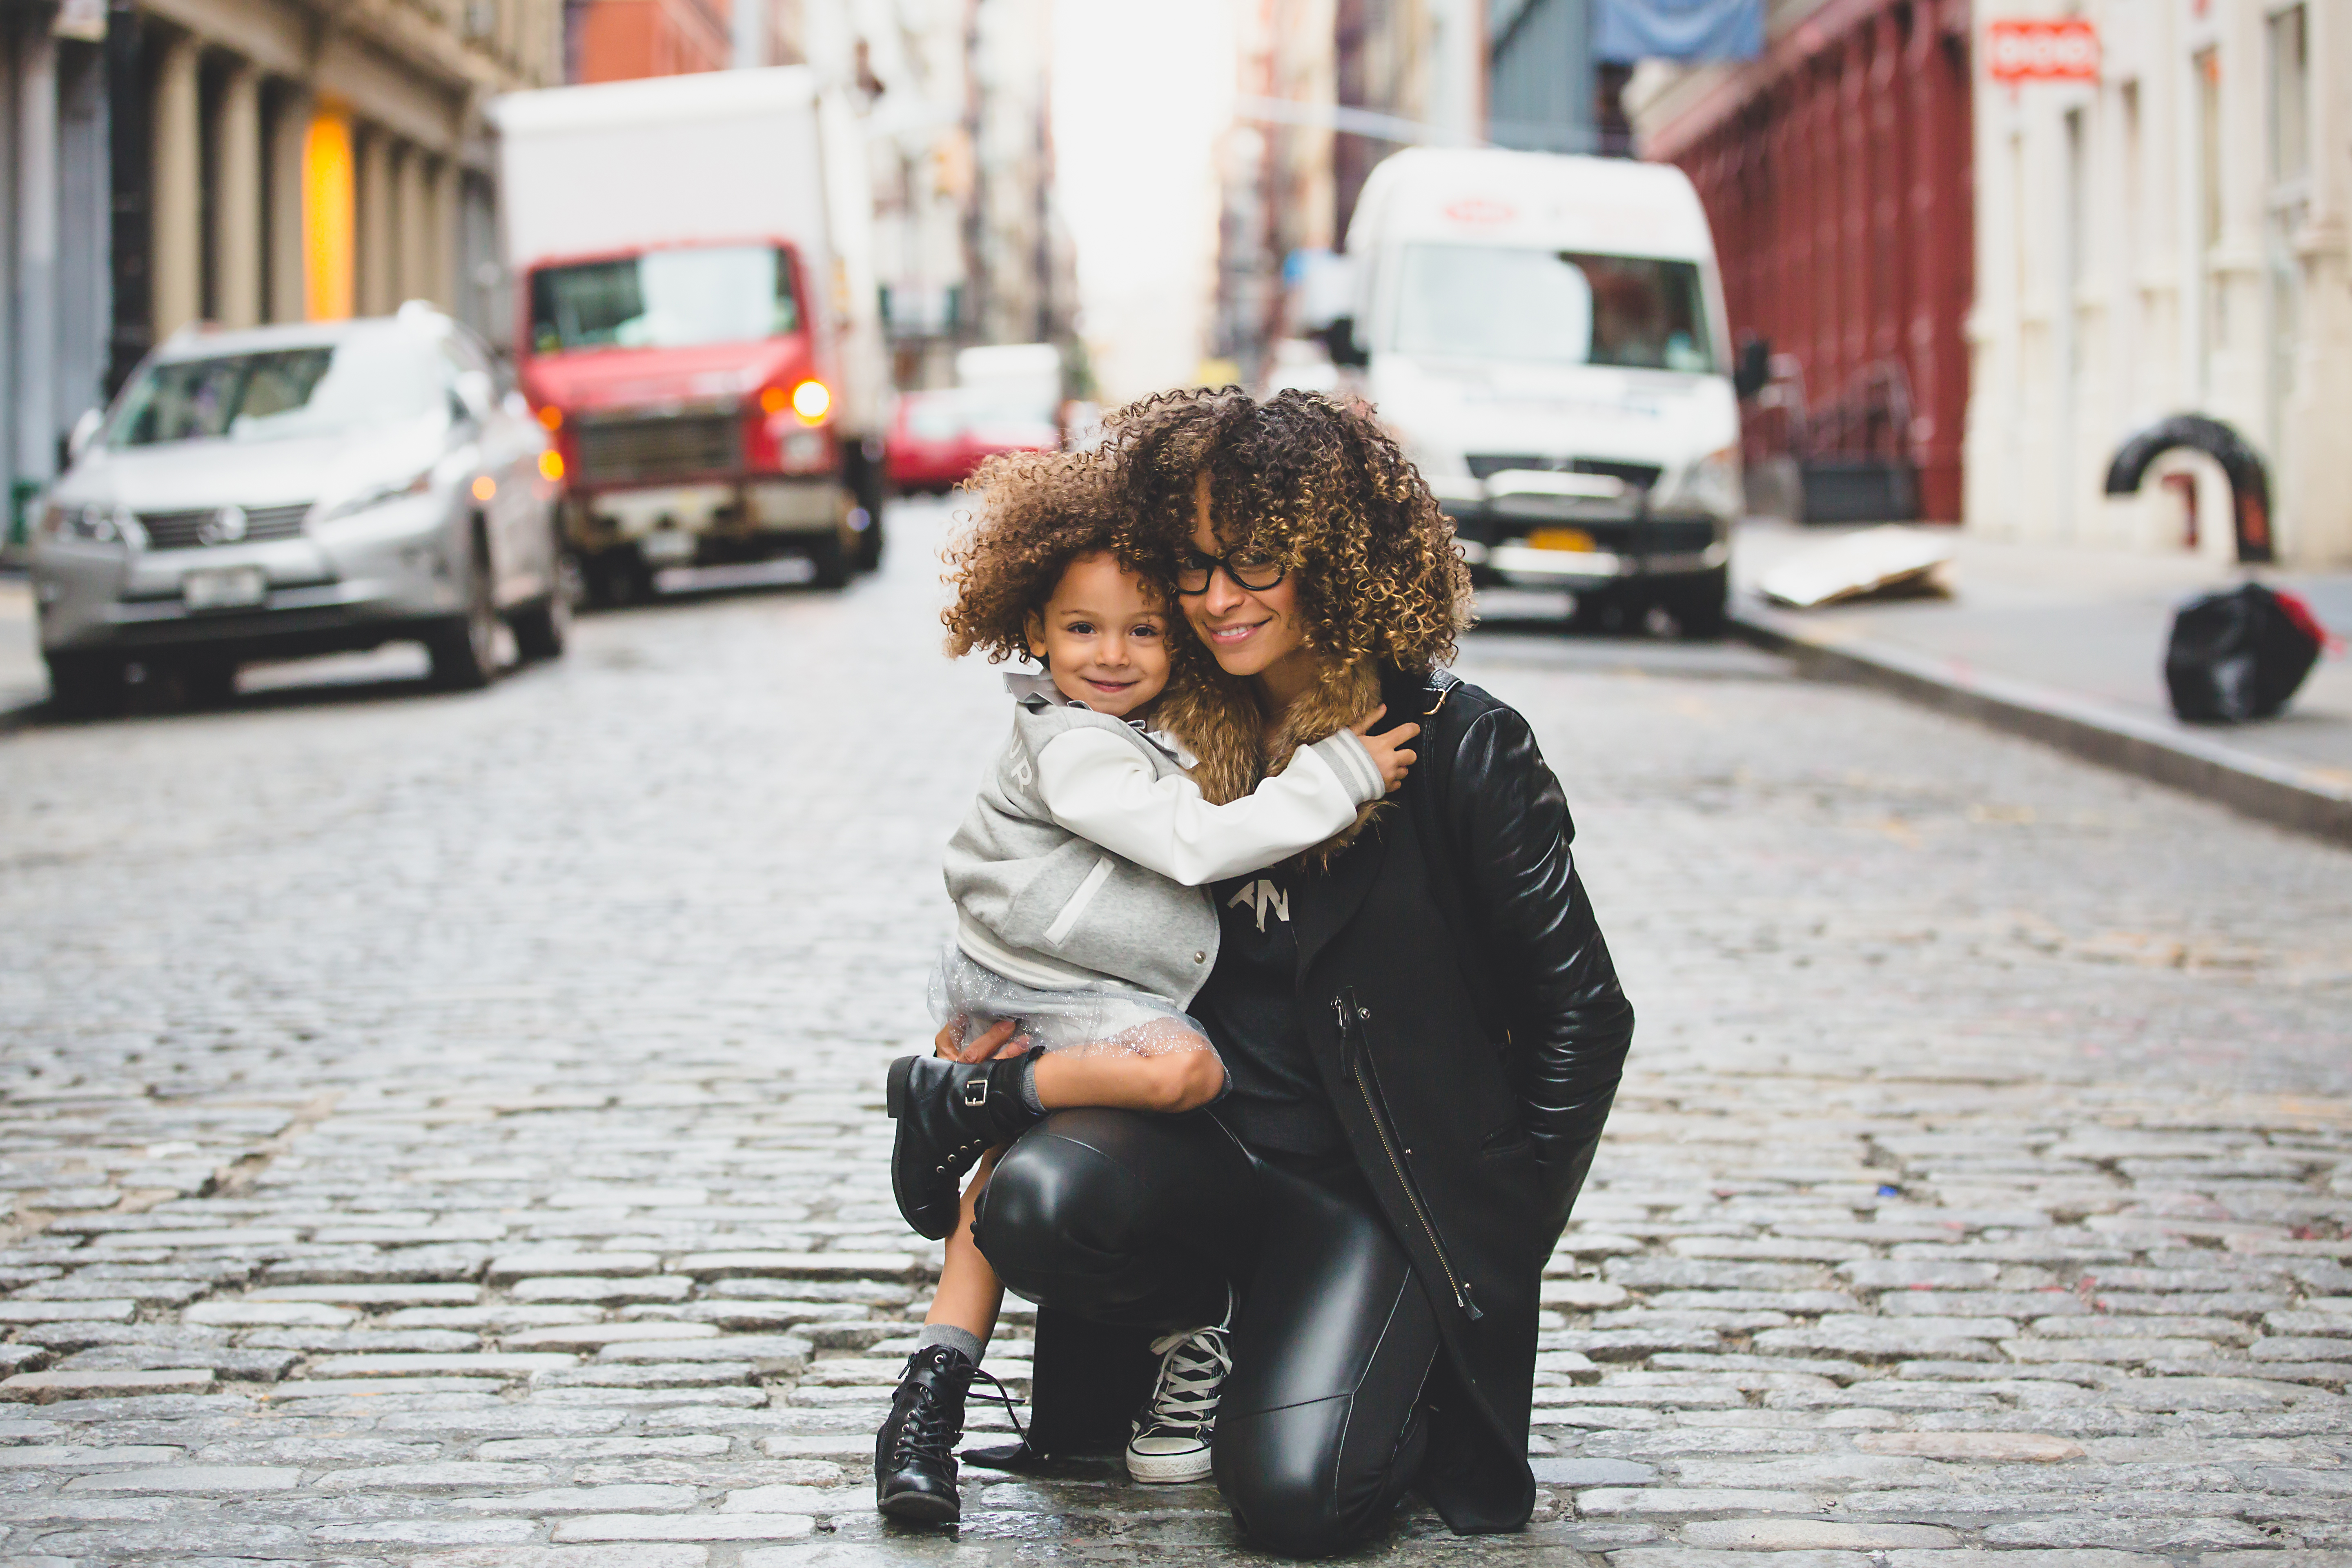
left=1213, top=1397, right=1391, bottom=1559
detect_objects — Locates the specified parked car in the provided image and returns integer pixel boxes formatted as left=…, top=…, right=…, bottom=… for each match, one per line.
left=882, top=386, right=1060, bottom=496
left=30, top=305, right=565, bottom=713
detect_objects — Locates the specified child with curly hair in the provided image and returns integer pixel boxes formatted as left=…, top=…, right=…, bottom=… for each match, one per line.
left=875, top=445, right=1419, bottom=1523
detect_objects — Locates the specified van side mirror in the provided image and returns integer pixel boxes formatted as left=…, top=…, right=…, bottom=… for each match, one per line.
left=65, top=407, right=103, bottom=463
left=1733, top=334, right=1771, bottom=400
left=1321, top=316, right=1370, bottom=369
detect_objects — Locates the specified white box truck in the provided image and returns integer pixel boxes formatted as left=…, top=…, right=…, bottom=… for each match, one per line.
left=1327, top=148, right=1746, bottom=635
left=490, top=67, right=888, bottom=600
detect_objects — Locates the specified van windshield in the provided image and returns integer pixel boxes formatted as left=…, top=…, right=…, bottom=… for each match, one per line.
left=530, top=245, right=801, bottom=353
left=1394, top=244, right=1716, bottom=373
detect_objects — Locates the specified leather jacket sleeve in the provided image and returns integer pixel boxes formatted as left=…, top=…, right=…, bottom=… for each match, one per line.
left=1446, top=704, right=1635, bottom=1240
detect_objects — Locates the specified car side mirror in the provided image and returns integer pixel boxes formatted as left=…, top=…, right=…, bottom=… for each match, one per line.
left=1733, top=334, right=1771, bottom=400
left=1321, top=315, right=1370, bottom=369
left=454, top=370, right=496, bottom=423
left=65, top=407, right=103, bottom=463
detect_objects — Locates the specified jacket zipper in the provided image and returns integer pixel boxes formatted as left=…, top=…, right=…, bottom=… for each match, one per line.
left=1333, top=990, right=1484, bottom=1322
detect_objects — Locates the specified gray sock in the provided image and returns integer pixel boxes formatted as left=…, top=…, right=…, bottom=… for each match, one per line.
left=1016, top=1053, right=1046, bottom=1114
left=915, top=1323, right=984, bottom=1365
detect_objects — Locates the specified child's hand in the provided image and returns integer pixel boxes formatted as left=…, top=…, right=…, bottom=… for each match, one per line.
left=1349, top=705, right=1421, bottom=793
left=935, top=1018, right=1021, bottom=1062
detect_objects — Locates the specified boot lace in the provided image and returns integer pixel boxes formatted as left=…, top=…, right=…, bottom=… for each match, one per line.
left=891, top=1354, right=1027, bottom=1469
left=1134, top=1317, right=1232, bottom=1441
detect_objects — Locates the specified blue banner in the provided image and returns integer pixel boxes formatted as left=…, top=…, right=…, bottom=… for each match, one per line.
left=1595, top=0, right=1764, bottom=62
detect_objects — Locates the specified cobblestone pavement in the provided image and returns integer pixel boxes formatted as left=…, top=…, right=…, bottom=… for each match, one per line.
left=1, top=499, right=2347, bottom=1568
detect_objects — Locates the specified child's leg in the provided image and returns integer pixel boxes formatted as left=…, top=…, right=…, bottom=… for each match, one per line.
left=919, top=1148, right=1005, bottom=1350
left=1029, top=1036, right=1226, bottom=1116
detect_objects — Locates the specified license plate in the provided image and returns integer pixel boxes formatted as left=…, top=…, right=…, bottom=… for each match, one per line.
left=640, top=530, right=696, bottom=564
left=183, top=566, right=268, bottom=610
left=1526, top=528, right=1597, bottom=553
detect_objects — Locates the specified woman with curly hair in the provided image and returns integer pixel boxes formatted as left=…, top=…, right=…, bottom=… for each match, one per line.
left=873, top=445, right=1422, bottom=1523
left=966, top=389, right=1635, bottom=1557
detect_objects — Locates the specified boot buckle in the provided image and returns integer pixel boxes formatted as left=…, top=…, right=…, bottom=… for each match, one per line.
left=961, top=1079, right=989, bottom=1107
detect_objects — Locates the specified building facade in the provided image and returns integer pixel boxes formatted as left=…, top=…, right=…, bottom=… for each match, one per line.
left=1, top=0, right=560, bottom=546
left=1631, top=0, right=1975, bottom=523
left=1965, top=0, right=2350, bottom=567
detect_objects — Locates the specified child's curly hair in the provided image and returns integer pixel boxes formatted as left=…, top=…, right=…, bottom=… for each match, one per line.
left=1107, top=387, right=1470, bottom=674
left=940, top=447, right=1145, bottom=663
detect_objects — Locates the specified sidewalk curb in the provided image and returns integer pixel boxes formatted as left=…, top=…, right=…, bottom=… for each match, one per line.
left=1731, top=599, right=2352, bottom=849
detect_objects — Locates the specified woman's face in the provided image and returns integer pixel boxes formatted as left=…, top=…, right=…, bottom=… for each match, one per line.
left=1180, top=472, right=1314, bottom=694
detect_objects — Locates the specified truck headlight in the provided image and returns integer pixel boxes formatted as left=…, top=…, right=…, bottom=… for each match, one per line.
left=39, top=501, right=140, bottom=546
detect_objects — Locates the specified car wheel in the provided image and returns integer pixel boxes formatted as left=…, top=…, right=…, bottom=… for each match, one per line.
left=510, top=584, right=571, bottom=663
left=45, top=653, right=125, bottom=717
left=174, top=657, right=240, bottom=708
left=1566, top=588, right=1631, bottom=636
left=807, top=530, right=850, bottom=590
left=588, top=546, right=655, bottom=608
left=1665, top=567, right=1730, bottom=640
left=854, top=508, right=886, bottom=573
left=427, top=543, right=501, bottom=690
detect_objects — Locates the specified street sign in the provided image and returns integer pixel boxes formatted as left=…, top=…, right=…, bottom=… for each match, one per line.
left=1987, top=19, right=2100, bottom=83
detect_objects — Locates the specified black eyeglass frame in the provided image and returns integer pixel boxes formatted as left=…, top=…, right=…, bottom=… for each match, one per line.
left=1174, top=544, right=1288, bottom=595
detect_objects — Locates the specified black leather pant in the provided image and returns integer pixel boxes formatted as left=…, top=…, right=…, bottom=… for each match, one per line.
left=973, top=1108, right=1440, bottom=1559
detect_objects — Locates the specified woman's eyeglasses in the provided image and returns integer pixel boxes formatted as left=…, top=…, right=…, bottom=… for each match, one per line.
left=1175, top=546, right=1286, bottom=595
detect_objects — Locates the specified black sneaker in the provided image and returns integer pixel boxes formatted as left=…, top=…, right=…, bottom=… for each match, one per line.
left=1125, top=1287, right=1234, bottom=1483
left=875, top=1344, right=976, bottom=1522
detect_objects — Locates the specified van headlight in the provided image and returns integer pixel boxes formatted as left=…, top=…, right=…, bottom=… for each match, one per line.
left=39, top=501, right=141, bottom=546
left=1663, top=445, right=1743, bottom=519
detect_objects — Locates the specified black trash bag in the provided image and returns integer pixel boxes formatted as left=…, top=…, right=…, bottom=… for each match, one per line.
left=2163, top=583, right=2325, bottom=723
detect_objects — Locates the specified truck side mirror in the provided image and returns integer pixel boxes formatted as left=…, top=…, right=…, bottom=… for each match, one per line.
left=1322, top=316, right=1370, bottom=369
left=1733, top=334, right=1771, bottom=400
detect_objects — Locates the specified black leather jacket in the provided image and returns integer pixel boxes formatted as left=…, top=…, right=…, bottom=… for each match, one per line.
left=1288, top=666, right=1633, bottom=1533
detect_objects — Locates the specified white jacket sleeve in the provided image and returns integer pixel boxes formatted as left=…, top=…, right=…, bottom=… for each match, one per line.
left=1033, top=727, right=1387, bottom=887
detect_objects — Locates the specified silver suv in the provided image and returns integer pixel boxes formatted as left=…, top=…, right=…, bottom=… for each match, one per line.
left=31, top=306, right=566, bottom=712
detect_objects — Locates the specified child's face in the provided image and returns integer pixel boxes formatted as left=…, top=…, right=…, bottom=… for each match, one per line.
left=1025, top=553, right=1172, bottom=720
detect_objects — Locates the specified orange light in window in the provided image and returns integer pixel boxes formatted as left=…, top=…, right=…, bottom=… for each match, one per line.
left=759, top=385, right=790, bottom=415
left=471, top=475, right=497, bottom=502
left=791, top=379, right=831, bottom=423
left=537, top=405, right=563, bottom=432
left=538, top=449, right=564, bottom=481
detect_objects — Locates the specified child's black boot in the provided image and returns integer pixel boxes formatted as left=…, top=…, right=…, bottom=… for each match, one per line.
left=874, top=1343, right=977, bottom=1521
left=885, top=1054, right=1046, bottom=1239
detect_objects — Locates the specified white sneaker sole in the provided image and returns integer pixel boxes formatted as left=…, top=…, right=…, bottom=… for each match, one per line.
left=1126, top=1446, right=1213, bottom=1484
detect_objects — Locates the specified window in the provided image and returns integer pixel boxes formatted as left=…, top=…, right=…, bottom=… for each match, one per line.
left=2269, top=4, right=2308, bottom=183
left=528, top=245, right=802, bottom=354
left=108, top=327, right=448, bottom=447
left=1393, top=244, right=1716, bottom=372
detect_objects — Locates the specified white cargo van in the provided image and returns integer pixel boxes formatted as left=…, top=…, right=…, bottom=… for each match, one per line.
left=1330, top=148, right=1743, bottom=634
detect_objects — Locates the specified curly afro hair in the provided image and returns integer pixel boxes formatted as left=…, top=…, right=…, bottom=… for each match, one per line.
left=939, top=445, right=1157, bottom=665
left=1107, top=387, right=1470, bottom=677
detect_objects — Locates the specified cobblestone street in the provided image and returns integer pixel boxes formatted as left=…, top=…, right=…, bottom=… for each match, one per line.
left=2, top=498, right=2348, bottom=1568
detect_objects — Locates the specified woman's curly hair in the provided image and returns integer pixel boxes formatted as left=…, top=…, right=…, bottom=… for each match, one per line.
left=939, top=446, right=1147, bottom=663
left=1107, top=387, right=1471, bottom=675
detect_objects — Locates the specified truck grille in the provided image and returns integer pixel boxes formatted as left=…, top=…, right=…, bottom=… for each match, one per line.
left=1466, top=454, right=1663, bottom=491
left=575, top=413, right=742, bottom=486
left=139, top=502, right=312, bottom=551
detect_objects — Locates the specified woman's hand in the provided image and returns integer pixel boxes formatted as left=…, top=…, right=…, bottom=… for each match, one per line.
left=1350, top=705, right=1421, bottom=794
left=935, top=1018, right=1022, bottom=1063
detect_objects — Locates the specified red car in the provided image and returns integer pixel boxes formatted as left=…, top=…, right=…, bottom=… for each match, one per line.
left=885, top=389, right=1059, bottom=494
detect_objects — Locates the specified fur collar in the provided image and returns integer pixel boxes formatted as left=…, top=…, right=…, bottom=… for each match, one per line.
left=1157, top=658, right=1388, bottom=864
